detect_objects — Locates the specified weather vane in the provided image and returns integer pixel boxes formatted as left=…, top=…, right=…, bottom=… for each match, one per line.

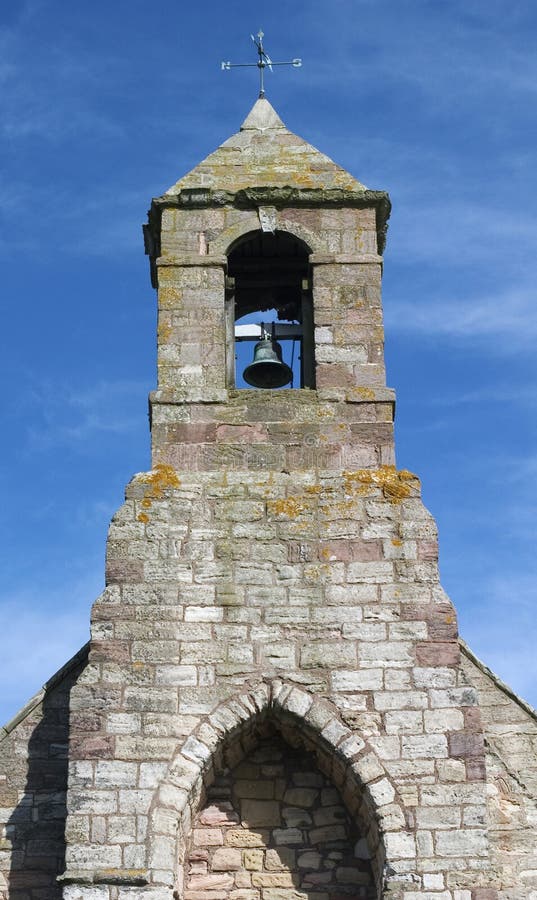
left=221, top=31, right=302, bottom=98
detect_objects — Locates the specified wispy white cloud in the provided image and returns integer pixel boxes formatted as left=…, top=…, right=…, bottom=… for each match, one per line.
left=0, top=6, right=126, bottom=144
left=388, top=201, right=537, bottom=266
left=386, top=286, right=537, bottom=344
left=425, top=385, right=537, bottom=409
left=460, top=571, right=537, bottom=707
left=18, top=378, right=147, bottom=450
left=0, top=574, right=98, bottom=727
left=299, top=0, right=537, bottom=106
left=0, top=180, right=148, bottom=257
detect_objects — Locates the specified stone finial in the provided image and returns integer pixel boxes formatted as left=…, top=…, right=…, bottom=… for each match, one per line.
left=240, top=97, right=286, bottom=131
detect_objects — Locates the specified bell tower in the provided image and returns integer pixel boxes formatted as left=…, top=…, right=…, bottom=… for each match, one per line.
left=57, top=98, right=502, bottom=900
left=143, top=98, right=394, bottom=474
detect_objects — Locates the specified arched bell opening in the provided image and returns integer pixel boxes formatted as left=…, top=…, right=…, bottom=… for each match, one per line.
left=226, top=230, right=315, bottom=390
left=176, top=714, right=379, bottom=900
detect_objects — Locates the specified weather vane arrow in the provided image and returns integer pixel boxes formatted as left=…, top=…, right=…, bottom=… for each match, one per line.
left=221, top=30, right=302, bottom=98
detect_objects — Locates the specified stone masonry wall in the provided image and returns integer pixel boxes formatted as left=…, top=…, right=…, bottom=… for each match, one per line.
left=59, top=467, right=496, bottom=899
left=460, top=648, right=537, bottom=899
left=184, top=732, right=375, bottom=900
left=0, top=649, right=87, bottom=900
left=151, top=203, right=394, bottom=475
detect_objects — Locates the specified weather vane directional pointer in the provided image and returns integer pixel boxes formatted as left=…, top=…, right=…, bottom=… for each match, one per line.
left=222, top=30, right=302, bottom=98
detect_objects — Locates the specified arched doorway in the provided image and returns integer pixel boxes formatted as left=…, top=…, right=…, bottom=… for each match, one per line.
left=183, top=720, right=376, bottom=900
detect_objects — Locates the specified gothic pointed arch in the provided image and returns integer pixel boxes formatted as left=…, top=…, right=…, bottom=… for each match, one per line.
left=146, top=681, right=412, bottom=900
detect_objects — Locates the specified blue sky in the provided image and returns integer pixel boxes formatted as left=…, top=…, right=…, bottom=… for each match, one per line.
left=1, top=0, right=536, bottom=723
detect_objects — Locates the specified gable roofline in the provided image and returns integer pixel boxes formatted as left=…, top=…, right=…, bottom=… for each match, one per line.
left=0, top=642, right=89, bottom=743
left=459, top=637, right=537, bottom=723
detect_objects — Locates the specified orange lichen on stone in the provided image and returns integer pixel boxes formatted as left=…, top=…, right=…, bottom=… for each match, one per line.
left=356, top=387, right=376, bottom=400
left=267, top=496, right=308, bottom=519
left=343, top=466, right=419, bottom=504
left=136, top=464, right=181, bottom=521
left=157, top=321, right=172, bottom=342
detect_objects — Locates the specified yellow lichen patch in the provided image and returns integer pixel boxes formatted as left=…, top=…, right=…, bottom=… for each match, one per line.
left=343, top=466, right=419, bottom=505
left=391, top=539, right=402, bottom=547
left=137, top=512, right=150, bottom=524
left=356, top=387, right=376, bottom=400
left=157, top=321, right=172, bottom=342
left=158, top=286, right=183, bottom=309
left=267, top=496, right=308, bottom=519
left=304, top=563, right=331, bottom=582
left=136, top=464, right=181, bottom=521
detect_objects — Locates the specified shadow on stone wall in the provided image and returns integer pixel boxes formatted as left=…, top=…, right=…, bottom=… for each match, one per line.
left=183, top=724, right=376, bottom=900
left=4, top=646, right=88, bottom=900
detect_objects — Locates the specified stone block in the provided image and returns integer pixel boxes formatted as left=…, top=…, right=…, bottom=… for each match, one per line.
left=272, top=827, right=304, bottom=845
left=331, top=669, right=383, bottom=691
left=416, top=642, right=460, bottom=667
left=374, top=691, right=428, bottom=711
left=414, top=668, right=457, bottom=693
left=211, top=848, right=243, bottom=871
left=63, top=889, right=111, bottom=900
left=283, top=788, right=318, bottom=808
left=225, top=829, right=269, bottom=848
left=193, top=828, right=225, bottom=846
left=265, top=848, right=295, bottom=871
left=300, top=642, right=357, bottom=668
left=199, top=803, right=240, bottom=826
left=435, top=829, right=488, bottom=857
left=401, top=735, right=448, bottom=759
left=309, top=824, right=347, bottom=844
left=422, top=873, right=444, bottom=890
left=228, top=892, right=260, bottom=900
left=415, top=806, right=461, bottom=829
left=251, top=874, right=295, bottom=888
left=243, top=848, right=264, bottom=870
left=448, top=731, right=485, bottom=759
left=384, top=711, right=423, bottom=734
left=93, top=761, right=137, bottom=788
left=261, top=892, right=310, bottom=900
left=297, top=850, right=321, bottom=869
left=282, top=806, right=312, bottom=827
left=368, top=778, right=395, bottom=806
left=383, top=831, right=416, bottom=859
left=313, top=806, right=346, bottom=827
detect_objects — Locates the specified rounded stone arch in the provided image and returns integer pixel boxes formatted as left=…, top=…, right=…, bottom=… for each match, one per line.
left=210, top=217, right=328, bottom=258
left=146, top=680, right=412, bottom=900
left=219, top=220, right=323, bottom=390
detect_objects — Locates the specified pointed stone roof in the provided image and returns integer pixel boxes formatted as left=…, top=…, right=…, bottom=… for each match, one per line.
left=165, top=98, right=367, bottom=195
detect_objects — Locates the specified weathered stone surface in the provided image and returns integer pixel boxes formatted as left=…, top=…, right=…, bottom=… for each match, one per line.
left=183, top=738, right=374, bottom=900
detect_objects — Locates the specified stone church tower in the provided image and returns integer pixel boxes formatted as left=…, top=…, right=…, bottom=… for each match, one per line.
left=1, top=98, right=536, bottom=900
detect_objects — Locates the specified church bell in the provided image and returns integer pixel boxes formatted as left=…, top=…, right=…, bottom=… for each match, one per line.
left=242, top=335, right=293, bottom=389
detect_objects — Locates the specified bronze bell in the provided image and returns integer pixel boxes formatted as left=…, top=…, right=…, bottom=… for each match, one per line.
left=243, top=336, right=293, bottom=388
